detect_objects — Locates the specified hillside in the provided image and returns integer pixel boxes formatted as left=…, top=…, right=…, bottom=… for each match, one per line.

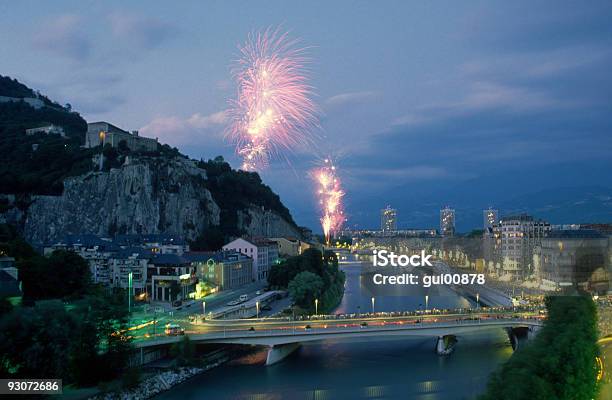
left=0, top=75, right=91, bottom=195
left=0, top=76, right=301, bottom=244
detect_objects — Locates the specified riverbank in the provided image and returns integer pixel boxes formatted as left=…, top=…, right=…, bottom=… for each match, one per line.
left=88, top=361, right=224, bottom=400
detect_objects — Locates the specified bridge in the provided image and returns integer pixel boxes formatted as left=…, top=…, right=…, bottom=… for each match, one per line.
left=132, top=308, right=545, bottom=365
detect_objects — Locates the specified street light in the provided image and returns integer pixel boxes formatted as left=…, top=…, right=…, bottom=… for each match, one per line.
left=476, top=293, right=480, bottom=310
left=315, top=299, right=319, bottom=316
left=202, top=301, right=206, bottom=319
left=425, top=295, right=429, bottom=312
left=128, top=272, right=133, bottom=313
left=371, top=297, right=375, bottom=314
left=256, top=301, right=260, bottom=319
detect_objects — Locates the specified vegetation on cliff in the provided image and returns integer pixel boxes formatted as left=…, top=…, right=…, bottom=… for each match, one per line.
left=190, top=156, right=297, bottom=250
left=479, top=295, right=600, bottom=400
left=0, top=76, right=92, bottom=194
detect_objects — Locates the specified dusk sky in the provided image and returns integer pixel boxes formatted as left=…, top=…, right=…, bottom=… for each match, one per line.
left=2, top=1, right=611, bottom=231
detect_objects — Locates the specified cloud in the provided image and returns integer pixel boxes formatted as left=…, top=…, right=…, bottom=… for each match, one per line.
left=71, top=95, right=127, bottom=114
left=109, top=14, right=178, bottom=50
left=31, top=14, right=91, bottom=60
left=393, top=81, right=567, bottom=127
left=349, top=165, right=450, bottom=185
left=324, top=91, right=378, bottom=108
left=140, top=111, right=227, bottom=146
left=187, top=111, right=228, bottom=128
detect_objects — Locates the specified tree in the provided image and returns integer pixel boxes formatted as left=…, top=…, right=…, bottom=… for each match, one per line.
left=0, top=297, right=12, bottom=315
left=269, top=248, right=345, bottom=314
left=190, top=225, right=225, bottom=251
left=0, top=301, right=78, bottom=379
left=19, top=250, right=90, bottom=301
left=288, top=271, right=324, bottom=311
left=479, top=296, right=599, bottom=400
left=117, top=139, right=130, bottom=155
left=170, top=335, right=196, bottom=366
left=70, top=287, right=132, bottom=385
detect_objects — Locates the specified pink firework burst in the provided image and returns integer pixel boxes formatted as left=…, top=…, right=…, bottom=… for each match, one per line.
left=227, top=28, right=318, bottom=171
left=311, top=158, right=345, bottom=244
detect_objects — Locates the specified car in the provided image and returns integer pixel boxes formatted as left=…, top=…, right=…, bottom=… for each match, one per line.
left=239, top=294, right=249, bottom=302
left=255, top=290, right=262, bottom=295
left=165, top=323, right=185, bottom=336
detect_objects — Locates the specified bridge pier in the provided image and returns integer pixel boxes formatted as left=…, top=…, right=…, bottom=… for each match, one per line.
left=507, top=326, right=533, bottom=351
left=266, top=343, right=301, bottom=365
left=435, top=335, right=457, bottom=355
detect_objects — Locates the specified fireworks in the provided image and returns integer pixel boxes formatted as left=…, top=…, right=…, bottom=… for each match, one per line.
left=227, top=28, right=318, bottom=171
left=312, top=159, right=345, bottom=244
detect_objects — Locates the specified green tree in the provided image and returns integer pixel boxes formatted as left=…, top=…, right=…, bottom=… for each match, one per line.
left=70, top=287, right=132, bottom=385
left=190, top=225, right=226, bottom=251
left=0, top=297, right=12, bottom=315
left=288, top=271, right=324, bottom=311
left=0, top=300, right=78, bottom=379
left=19, top=250, right=90, bottom=302
left=170, top=335, right=196, bottom=366
left=479, top=295, right=599, bottom=400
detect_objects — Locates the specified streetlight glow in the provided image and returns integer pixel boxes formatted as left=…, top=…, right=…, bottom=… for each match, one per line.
left=315, top=298, right=319, bottom=315
left=371, top=297, right=375, bottom=314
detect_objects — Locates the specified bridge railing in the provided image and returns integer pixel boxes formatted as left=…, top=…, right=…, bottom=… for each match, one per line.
left=229, top=305, right=546, bottom=323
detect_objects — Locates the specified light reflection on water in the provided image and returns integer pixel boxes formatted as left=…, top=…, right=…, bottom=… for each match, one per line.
left=155, top=258, right=513, bottom=400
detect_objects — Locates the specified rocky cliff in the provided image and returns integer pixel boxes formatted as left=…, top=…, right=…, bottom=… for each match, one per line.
left=1, top=155, right=302, bottom=244
left=19, top=157, right=219, bottom=244
left=239, top=206, right=303, bottom=239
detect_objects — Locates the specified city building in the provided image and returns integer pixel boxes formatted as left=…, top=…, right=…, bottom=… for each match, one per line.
left=44, top=234, right=119, bottom=284
left=380, top=206, right=397, bottom=233
left=148, top=254, right=197, bottom=303
left=84, top=121, right=158, bottom=152
left=440, top=206, right=456, bottom=237
left=222, top=237, right=279, bottom=281
left=186, top=251, right=253, bottom=291
left=25, top=124, right=66, bottom=137
left=0, top=269, right=21, bottom=300
left=110, top=248, right=153, bottom=297
left=536, top=229, right=609, bottom=293
left=0, top=255, right=15, bottom=269
left=483, top=207, right=498, bottom=230
left=114, top=234, right=189, bottom=255
left=269, top=237, right=313, bottom=257
left=493, top=214, right=551, bottom=280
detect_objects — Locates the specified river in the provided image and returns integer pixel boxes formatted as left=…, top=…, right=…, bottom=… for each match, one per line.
left=156, top=256, right=514, bottom=399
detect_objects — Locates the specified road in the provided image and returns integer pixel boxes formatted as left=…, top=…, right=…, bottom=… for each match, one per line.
left=127, top=281, right=267, bottom=334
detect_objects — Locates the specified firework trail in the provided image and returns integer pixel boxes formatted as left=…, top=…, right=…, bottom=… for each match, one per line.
left=227, top=28, right=318, bottom=171
left=312, top=159, right=345, bottom=244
